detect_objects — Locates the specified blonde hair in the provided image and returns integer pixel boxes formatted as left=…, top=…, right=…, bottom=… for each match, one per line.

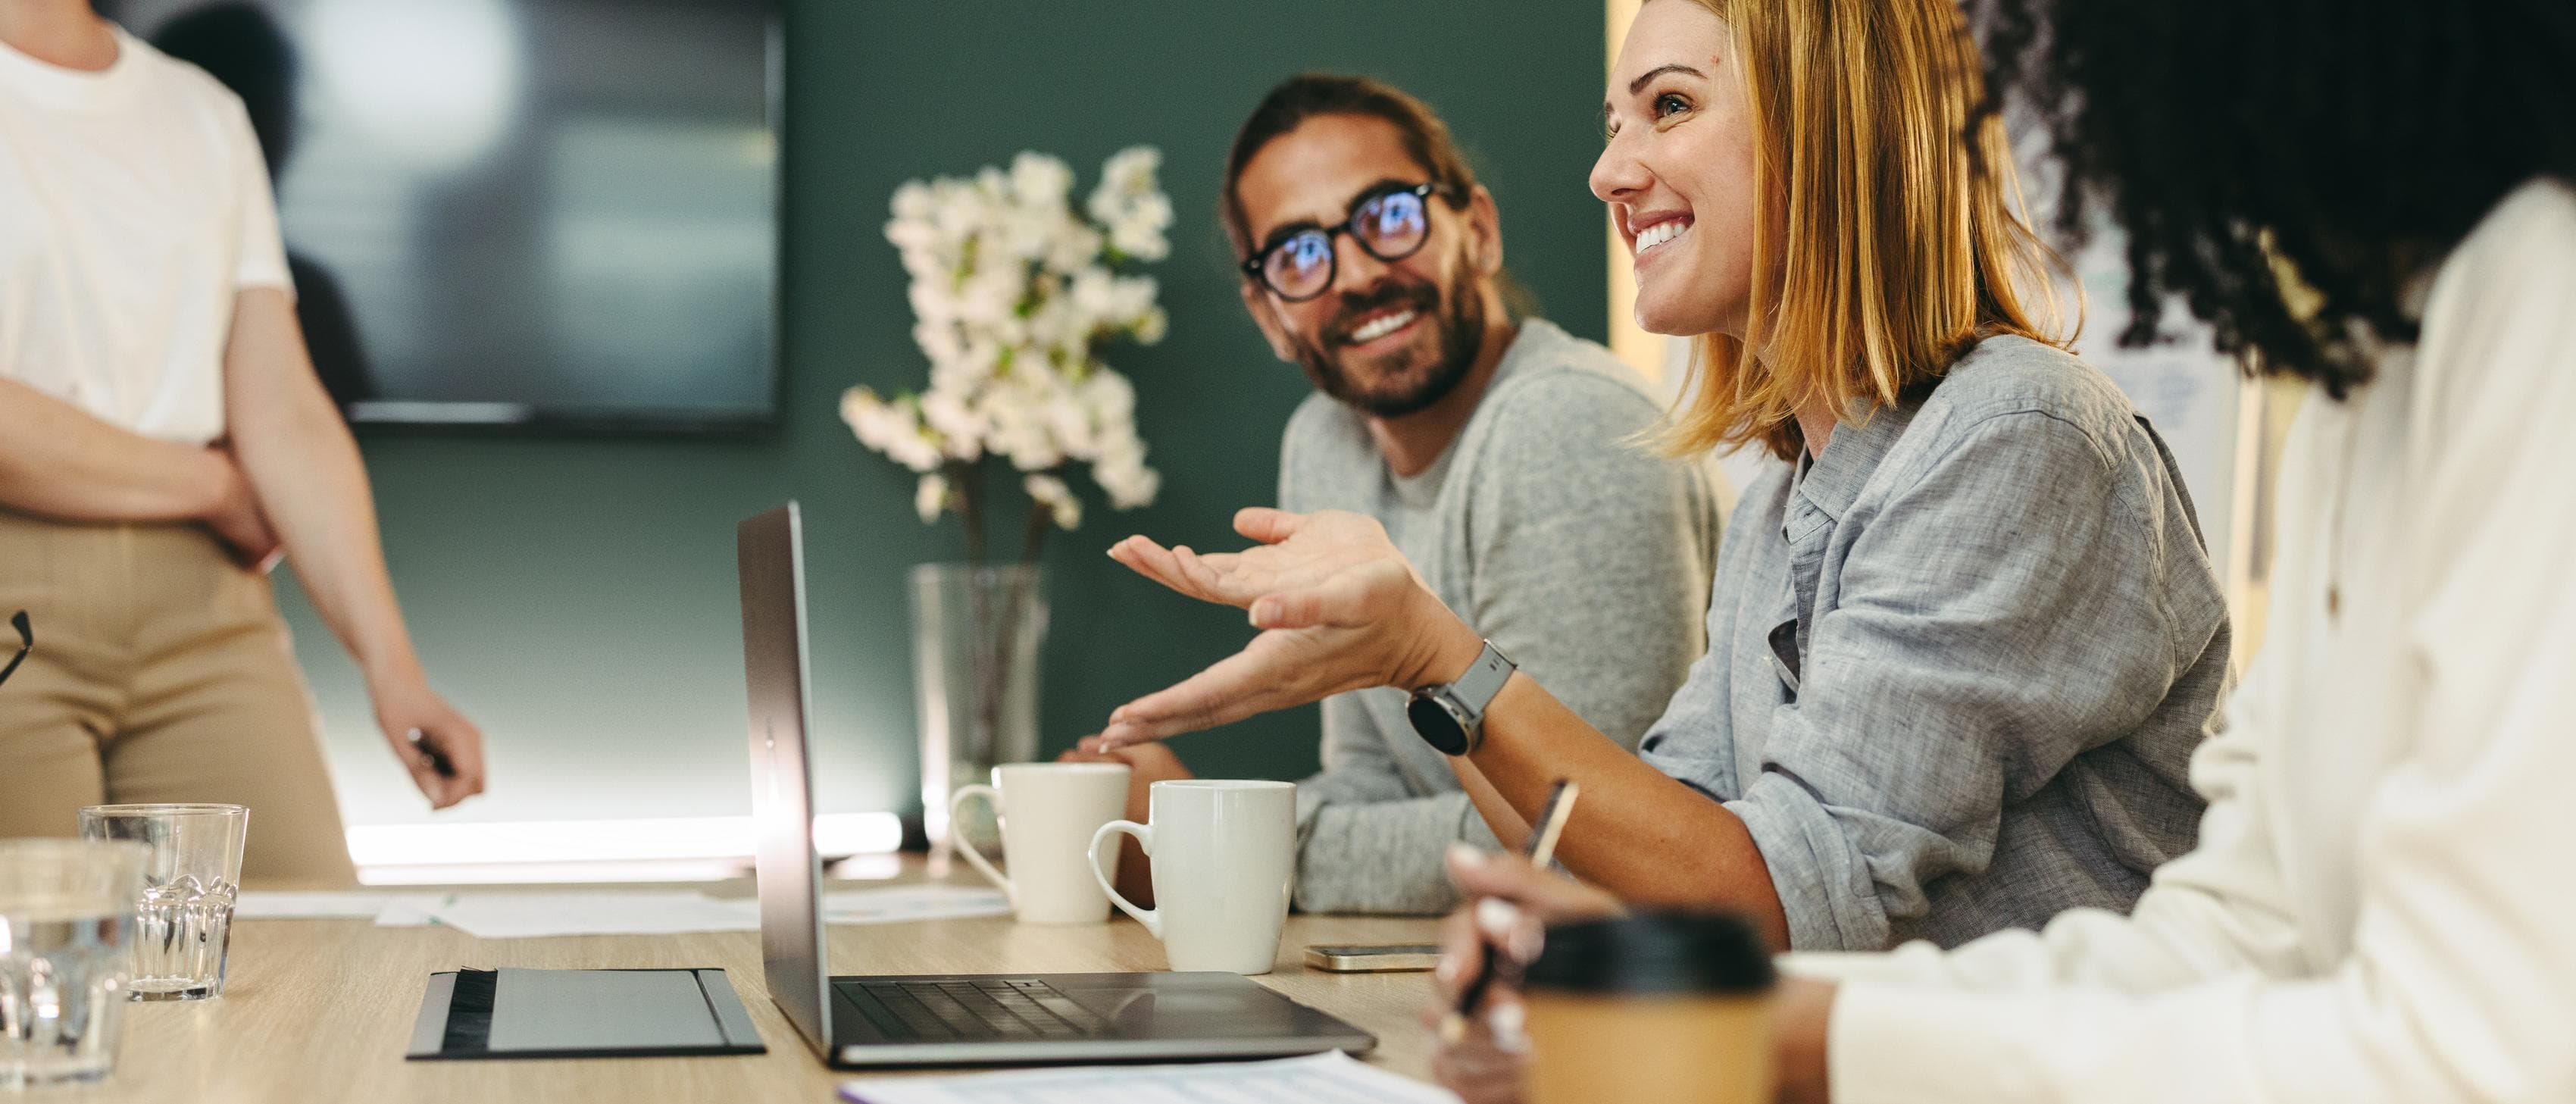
left=1658, top=0, right=2068, bottom=461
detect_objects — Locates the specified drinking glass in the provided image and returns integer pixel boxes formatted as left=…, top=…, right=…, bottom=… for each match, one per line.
left=0, top=838, right=148, bottom=1089
left=77, top=805, right=248, bottom=1001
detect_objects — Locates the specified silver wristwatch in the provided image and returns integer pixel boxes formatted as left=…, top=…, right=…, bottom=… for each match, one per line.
left=1405, top=639, right=1517, bottom=756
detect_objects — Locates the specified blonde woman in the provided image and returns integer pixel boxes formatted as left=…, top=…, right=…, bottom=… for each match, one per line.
left=1432, top=0, right=2576, bottom=1098
left=1087, top=0, right=2223, bottom=956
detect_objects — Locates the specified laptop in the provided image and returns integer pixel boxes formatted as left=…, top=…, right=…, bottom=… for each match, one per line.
left=736, top=502, right=1377, bottom=1066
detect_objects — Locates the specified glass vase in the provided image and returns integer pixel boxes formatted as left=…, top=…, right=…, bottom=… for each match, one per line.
left=909, top=563, right=1047, bottom=859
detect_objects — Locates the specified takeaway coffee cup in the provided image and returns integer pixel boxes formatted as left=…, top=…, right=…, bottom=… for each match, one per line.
left=1085, top=780, right=1294, bottom=974
left=948, top=762, right=1132, bottom=924
left=1521, top=912, right=1777, bottom=1104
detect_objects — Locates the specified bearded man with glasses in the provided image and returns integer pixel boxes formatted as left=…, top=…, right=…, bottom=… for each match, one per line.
left=1064, top=74, right=1720, bottom=915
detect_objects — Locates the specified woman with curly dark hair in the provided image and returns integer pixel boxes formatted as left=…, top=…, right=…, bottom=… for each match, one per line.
left=1429, top=0, right=2576, bottom=1101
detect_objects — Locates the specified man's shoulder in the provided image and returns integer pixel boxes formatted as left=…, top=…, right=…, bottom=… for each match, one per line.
left=1474, top=320, right=1668, bottom=446
left=1280, top=389, right=1374, bottom=470
left=1278, top=389, right=1377, bottom=509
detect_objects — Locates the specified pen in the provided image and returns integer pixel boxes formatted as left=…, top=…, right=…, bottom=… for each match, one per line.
left=1442, top=778, right=1578, bottom=1043
left=408, top=727, right=458, bottom=779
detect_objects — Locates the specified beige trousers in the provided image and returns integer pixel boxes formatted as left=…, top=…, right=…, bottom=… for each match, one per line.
left=0, top=509, right=357, bottom=883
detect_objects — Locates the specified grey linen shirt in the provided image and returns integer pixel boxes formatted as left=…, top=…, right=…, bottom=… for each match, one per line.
left=1641, top=335, right=2230, bottom=952
left=1280, top=319, right=1721, bottom=915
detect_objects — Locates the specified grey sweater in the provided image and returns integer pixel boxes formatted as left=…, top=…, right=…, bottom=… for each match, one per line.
left=1278, top=319, right=1721, bottom=914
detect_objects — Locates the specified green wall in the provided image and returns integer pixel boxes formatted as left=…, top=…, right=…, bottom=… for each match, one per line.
left=279, top=0, right=1613, bottom=829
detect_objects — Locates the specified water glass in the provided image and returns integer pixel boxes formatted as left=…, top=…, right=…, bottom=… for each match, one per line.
left=77, top=805, right=248, bottom=1002
left=0, top=838, right=149, bottom=1089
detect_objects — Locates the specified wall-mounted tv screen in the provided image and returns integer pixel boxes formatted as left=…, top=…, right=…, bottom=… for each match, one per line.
left=111, top=0, right=780, bottom=431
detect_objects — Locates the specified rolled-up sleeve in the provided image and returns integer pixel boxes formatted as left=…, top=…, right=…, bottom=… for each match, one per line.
left=1735, top=410, right=2190, bottom=951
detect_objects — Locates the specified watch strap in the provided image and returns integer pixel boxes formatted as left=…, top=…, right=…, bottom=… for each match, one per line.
left=1446, top=639, right=1515, bottom=718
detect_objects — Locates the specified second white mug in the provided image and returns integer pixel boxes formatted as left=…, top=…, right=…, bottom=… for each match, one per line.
left=1086, top=779, right=1295, bottom=974
left=949, top=762, right=1132, bottom=924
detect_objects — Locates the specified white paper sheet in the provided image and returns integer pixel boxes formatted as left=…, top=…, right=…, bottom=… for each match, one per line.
left=374, top=895, right=451, bottom=927
left=415, top=892, right=760, bottom=939
left=838, top=1051, right=1458, bottom=1104
left=818, top=885, right=1009, bottom=925
left=324, top=884, right=1008, bottom=938
left=233, top=890, right=452, bottom=921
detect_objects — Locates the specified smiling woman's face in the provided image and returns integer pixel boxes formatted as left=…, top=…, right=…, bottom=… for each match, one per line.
left=1593, top=0, right=1762, bottom=339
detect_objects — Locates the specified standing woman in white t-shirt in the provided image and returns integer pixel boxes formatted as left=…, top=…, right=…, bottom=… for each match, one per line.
left=0, top=0, right=484, bottom=880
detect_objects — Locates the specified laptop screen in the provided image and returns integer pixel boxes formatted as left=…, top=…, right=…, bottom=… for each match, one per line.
left=736, top=502, right=834, bottom=1055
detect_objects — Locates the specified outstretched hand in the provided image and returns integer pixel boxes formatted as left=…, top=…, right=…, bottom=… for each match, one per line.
left=1094, top=508, right=1482, bottom=749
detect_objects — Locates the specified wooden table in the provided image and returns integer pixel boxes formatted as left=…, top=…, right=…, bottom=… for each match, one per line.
left=52, top=865, right=1445, bottom=1103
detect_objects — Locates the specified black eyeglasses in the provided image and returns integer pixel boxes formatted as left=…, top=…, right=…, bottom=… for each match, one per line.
left=1242, top=182, right=1446, bottom=302
left=0, top=611, right=27, bottom=689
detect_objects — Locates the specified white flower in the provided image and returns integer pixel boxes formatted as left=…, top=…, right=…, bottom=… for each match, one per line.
left=955, top=266, right=1024, bottom=327
left=918, top=388, right=986, bottom=461
left=1096, top=460, right=1160, bottom=511
left=841, top=387, right=946, bottom=473
left=981, top=382, right=1065, bottom=471
left=911, top=317, right=963, bottom=367
left=930, top=182, right=982, bottom=242
left=915, top=473, right=949, bottom=523
left=1077, top=367, right=1136, bottom=424
left=1106, top=193, right=1174, bottom=261
left=1093, top=146, right=1161, bottom=205
left=1024, top=473, right=1082, bottom=530
left=1009, top=152, right=1074, bottom=209
left=1132, top=305, right=1169, bottom=345
left=1091, top=433, right=1160, bottom=509
left=1043, top=220, right=1102, bottom=274
left=1068, top=268, right=1119, bottom=327
left=1089, top=146, right=1171, bottom=261
left=862, top=148, right=1171, bottom=533
left=891, top=180, right=936, bottom=223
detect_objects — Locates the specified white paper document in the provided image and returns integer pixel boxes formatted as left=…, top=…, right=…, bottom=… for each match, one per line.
left=415, top=892, right=761, bottom=939
left=818, top=885, right=1009, bottom=925
left=836, top=1051, right=1460, bottom=1104
left=233, top=890, right=452, bottom=921
left=336, top=885, right=1010, bottom=939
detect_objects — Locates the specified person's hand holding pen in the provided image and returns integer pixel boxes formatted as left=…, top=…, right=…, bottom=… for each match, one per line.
left=1425, top=844, right=1621, bottom=1104
left=1427, top=843, right=1846, bottom=1104
left=370, top=673, right=486, bottom=809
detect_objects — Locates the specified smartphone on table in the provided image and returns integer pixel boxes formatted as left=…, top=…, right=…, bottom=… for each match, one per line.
left=1303, top=943, right=1443, bottom=972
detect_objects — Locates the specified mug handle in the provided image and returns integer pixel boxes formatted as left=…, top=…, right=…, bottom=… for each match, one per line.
left=1087, top=820, right=1159, bottom=938
left=947, top=784, right=1014, bottom=907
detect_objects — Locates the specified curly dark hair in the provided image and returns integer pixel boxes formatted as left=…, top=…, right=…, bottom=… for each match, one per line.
left=1971, top=0, right=2576, bottom=397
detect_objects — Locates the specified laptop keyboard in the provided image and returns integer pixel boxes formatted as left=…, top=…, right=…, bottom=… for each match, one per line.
left=843, top=978, right=1113, bottom=1042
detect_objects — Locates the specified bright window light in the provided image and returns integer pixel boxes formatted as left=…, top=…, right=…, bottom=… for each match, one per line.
left=345, top=812, right=902, bottom=884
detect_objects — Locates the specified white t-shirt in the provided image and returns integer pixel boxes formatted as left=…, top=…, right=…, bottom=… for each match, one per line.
left=0, top=26, right=291, bottom=446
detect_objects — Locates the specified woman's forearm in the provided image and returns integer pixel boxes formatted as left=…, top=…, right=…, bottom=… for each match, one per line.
left=1468, top=673, right=1792, bottom=949
left=1452, top=756, right=1532, bottom=851
left=220, top=289, right=419, bottom=685
left=0, top=377, right=236, bottom=522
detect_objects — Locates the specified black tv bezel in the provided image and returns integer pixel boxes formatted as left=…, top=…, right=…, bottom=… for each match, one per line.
left=339, top=2, right=786, bottom=439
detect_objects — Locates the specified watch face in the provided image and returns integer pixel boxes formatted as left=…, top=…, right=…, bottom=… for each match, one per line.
left=1407, top=695, right=1471, bottom=756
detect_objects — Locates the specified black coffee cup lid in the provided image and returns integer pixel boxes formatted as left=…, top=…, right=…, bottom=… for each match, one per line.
left=1522, top=911, right=1774, bottom=996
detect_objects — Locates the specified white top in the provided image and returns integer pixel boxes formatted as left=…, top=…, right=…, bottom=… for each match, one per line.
left=1792, top=177, right=2576, bottom=1102
left=0, top=27, right=291, bottom=446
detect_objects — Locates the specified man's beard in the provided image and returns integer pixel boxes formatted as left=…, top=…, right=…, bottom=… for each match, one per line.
left=1290, top=270, right=1487, bottom=419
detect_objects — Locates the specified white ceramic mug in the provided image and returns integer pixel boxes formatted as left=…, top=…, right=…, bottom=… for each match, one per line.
left=949, top=762, right=1133, bottom=924
left=1086, top=779, right=1296, bottom=974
